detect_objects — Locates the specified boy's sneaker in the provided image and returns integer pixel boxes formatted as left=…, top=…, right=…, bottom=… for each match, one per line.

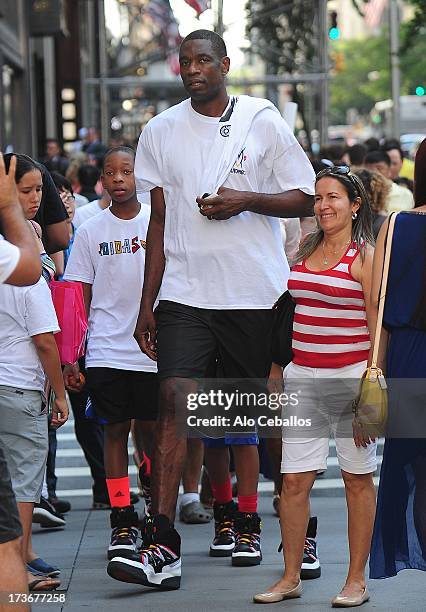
left=33, top=497, right=66, bottom=528
left=107, top=505, right=139, bottom=560
left=232, top=511, right=262, bottom=566
left=209, top=500, right=236, bottom=557
left=138, top=458, right=152, bottom=517
left=301, top=516, right=321, bottom=580
left=107, top=514, right=181, bottom=590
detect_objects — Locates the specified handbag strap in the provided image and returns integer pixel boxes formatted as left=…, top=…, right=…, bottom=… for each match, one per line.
left=371, top=212, right=398, bottom=368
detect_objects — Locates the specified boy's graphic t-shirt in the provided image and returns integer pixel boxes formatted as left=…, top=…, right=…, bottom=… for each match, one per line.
left=64, top=206, right=156, bottom=372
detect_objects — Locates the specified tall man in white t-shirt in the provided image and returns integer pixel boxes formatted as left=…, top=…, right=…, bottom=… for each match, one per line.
left=112, top=30, right=315, bottom=590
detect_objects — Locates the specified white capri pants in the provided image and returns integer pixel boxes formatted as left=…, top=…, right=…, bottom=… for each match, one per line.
left=281, top=361, right=377, bottom=475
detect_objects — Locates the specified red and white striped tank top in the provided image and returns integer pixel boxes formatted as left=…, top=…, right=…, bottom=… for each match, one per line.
left=287, top=243, right=370, bottom=368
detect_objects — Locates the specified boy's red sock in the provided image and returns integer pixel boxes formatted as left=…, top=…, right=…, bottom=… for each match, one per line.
left=138, top=451, right=151, bottom=478
left=211, top=478, right=233, bottom=505
left=106, top=476, right=131, bottom=508
left=238, top=493, right=258, bottom=513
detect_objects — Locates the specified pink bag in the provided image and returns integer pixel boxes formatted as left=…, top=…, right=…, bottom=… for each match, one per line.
left=50, top=281, right=88, bottom=365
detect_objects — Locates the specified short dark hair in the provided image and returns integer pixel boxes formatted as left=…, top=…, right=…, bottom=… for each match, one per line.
left=346, top=143, right=367, bottom=166
left=382, top=140, right=404, bottom=161
left=365, top=150, right=391, bottom=166
left=78, top=164, right=101, bottom=187
left=50, top=170, right=73, bottom=195
left=364, top=137, right=380, bottom=152
left=3, top=153, right=41, bottom=183
left=180, top=29, right=227, bottom=60
left=102, top=146, right=135, bottom=170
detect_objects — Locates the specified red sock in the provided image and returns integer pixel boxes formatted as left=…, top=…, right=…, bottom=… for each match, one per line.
left=238, top=493, right=258, bottom=513
left=106, top=476, right=130, bottom=508
left=138, top=451, right=151, bottom=478
left=211, top=478, right=233, bottom=504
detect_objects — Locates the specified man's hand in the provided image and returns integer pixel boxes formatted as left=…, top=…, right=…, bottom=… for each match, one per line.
left=63, top=362, right=84, bottom=392
left=0, top=153, right=19, bottom=212
left=51, top=396, right=69, bottom=428
left=134, top=307, right=157, bottom=361
left=267, top=362, right=284, bottom=395
left=196, top=187, right=251, bottom=221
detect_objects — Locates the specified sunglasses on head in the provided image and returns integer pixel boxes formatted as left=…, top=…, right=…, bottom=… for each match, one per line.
left=316, top=165, right=352, bottom=180
left=316, top=164, right=368, bottom=200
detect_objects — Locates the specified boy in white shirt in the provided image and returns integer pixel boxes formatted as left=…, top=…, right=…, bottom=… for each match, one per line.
left=64, top=147, right=158, bottom=565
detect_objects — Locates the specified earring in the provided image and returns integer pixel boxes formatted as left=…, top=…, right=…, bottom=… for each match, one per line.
left=352, top=212, right=358, bottom=220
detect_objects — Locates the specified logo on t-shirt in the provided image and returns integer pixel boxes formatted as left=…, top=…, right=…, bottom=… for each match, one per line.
left=230, top=147, right=247, bottom=175
left=98, top=236, right=146, bottom=256
left=220, top=124, right=231, bottom=137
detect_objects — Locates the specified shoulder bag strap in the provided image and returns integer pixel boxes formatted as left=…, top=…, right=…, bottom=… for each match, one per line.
left=371, top=212, right=398, bottom=368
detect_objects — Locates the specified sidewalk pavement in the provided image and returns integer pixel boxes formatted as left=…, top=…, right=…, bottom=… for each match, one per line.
left=33, top=493, right=424, bottom=612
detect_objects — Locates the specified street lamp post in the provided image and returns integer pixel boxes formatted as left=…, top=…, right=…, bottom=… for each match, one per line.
left=319, top=0, right=329, bottom=148
left=389, top=0, right=401, bottom=139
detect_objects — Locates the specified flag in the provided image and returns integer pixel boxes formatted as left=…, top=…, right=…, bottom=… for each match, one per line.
left=146, top=0, right=183, bottom=74
left=183, top=0, right=210, bottom=16
left=363, top=0, right=388, bottom=29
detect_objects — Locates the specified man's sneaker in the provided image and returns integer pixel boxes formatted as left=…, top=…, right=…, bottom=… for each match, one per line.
left=107, top=514, right=181, bottom=590
left=138, top=458, right=152, bottom=517
left=301, top=516, right=321, bottom=580
left=107, top=505, right=139, bottom=560
left=209, top=500, right=236, bottom=557
left=232, top=511, right=262, bottom=567
left=33, top=497, right=66, bottom=528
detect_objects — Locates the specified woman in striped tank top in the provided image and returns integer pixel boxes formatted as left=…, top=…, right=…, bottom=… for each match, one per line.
left=254, top=168, right=377, bottom=607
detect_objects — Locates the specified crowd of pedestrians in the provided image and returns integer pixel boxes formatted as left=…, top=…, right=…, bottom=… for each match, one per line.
left=0, top=28, right=425, bottom=609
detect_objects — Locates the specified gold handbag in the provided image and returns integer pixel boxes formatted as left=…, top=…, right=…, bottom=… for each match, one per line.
left=352, top=212, right=398, bottom=438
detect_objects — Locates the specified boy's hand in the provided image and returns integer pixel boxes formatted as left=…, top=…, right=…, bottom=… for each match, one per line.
left=51, top=396, right=69, bottom=428
left=63, top=362, right=84, bottom=392
left=134, top=307, right=157, bottom=361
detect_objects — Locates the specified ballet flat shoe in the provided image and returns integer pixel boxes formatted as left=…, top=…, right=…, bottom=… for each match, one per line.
left=253, top=580, right=302, bottom=603
left=331, top=586, right=370, bottom=607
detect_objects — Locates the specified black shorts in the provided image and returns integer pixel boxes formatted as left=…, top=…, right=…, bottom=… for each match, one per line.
left=86, top=368, right=159, bottom=424
left=155, top=300, right=273, bottom=380
left=0, top=444, right=22, bottom=544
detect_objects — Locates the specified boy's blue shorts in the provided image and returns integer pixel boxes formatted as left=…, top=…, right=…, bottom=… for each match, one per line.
left=202, top=434, right=259, bottom=448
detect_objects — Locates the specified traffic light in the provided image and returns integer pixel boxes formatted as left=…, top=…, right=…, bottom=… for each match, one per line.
left=415, top=86, right=425, bottom=96
left=329, top=11, right=340, bottom=40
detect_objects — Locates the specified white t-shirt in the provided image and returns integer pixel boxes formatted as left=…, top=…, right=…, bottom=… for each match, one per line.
left=135, top=97, right=315, bottom=309
left=0, top=237, right=20, bottom=284
left=0, top=277, right=60, bottom=391
left=74, top=195, right=150, bottom=229
left=387, top=181, right=414, bottom=213
left=64, top=207, right=156, bottom=372
left=73, top=199, right=104, bottom=228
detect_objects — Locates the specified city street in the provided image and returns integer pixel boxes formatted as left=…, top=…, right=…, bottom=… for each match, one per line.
left=31, top=419, right=424, bottom=612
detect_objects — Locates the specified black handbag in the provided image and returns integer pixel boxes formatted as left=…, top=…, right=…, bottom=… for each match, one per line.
left=271, top=290, right=295, bottom=367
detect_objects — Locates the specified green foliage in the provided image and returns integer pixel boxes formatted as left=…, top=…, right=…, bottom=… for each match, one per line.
left=245, top=0, right=318, bottom=74
left=330, top=29, right=426, bottom=124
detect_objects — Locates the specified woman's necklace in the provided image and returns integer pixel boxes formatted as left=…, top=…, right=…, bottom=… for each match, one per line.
left=321, top=239, right=351, bottom=267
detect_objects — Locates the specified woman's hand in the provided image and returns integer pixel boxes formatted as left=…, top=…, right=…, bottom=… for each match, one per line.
left=51, top=395, right=69, bottom=428
left=352, top=416, right=376, bottom=448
